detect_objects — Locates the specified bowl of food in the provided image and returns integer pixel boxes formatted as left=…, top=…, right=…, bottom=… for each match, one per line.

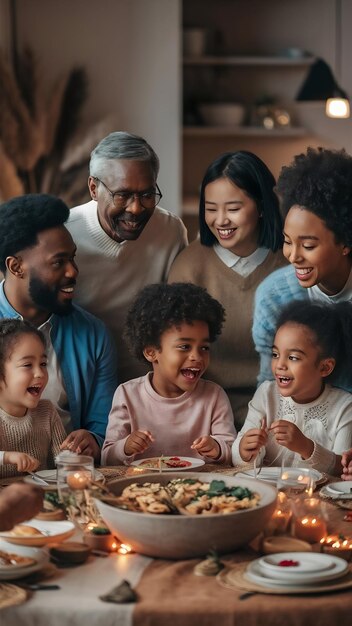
left=94, top=472, right=277, bottom=559
left=199, top=103, right=246, bottom=127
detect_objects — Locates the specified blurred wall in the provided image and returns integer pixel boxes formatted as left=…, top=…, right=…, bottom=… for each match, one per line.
left=9, top=0, right=182, bottom=214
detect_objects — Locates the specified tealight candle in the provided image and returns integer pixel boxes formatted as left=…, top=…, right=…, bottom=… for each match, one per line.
left=66, top=470, right=92, bottom=490
left=320, top=535, right=352, bottom=561
left=118, top=543, right=133, bottom=555
left=294, top=515, right=327, bottom=543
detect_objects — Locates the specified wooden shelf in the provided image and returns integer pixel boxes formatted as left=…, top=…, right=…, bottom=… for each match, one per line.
left=183, top=126, right=309, bottom=138
left=183, top=55, right=316, bottom=67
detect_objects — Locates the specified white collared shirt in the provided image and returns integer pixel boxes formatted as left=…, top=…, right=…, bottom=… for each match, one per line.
left=308, top=268, right=352, bottom=303
left=214, top=244, right=269, bottom=277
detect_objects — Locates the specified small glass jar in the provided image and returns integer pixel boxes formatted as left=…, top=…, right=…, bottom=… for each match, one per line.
left=292, top=496, right=327, bottom=544
left=56, top=451, right=94, bottom=530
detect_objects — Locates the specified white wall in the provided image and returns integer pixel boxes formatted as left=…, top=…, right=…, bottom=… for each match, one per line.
left=13, top=0, right=181, bottom=214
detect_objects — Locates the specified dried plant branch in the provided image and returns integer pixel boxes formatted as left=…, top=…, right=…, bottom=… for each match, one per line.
left=0, top=142, right=24, bottom=200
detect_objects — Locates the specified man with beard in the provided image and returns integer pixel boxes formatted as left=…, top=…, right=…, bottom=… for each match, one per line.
left=0, top=194, right=117, bottom=461
left=67, top=131, right=187, bottom=382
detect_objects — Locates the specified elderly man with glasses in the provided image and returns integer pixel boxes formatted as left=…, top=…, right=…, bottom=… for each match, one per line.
left=67, top=131, right=188, bottom=382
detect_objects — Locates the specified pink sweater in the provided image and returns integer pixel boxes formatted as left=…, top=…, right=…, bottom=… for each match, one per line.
left=101, top=373, right=236, bottom=465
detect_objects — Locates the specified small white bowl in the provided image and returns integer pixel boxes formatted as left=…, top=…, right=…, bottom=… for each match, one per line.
left=199, top=103, right=245, bottom=127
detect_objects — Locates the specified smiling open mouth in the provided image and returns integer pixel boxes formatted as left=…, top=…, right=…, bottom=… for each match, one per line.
left=217, top=228, right=236, bottom=238
left=295, top=268, right=313, bottom=278
left=277, top=376, right=292, bottom=385
left=27, top=385, right=42, bottom=396
left=181, top=368, right=201, bottom=380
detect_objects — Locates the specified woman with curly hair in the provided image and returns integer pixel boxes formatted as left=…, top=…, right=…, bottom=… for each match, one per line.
left=168, top=151, right=286, bottom=429
left=101, top=283, right=236, bottom=465
left=253, top=147, right=352, bottom=390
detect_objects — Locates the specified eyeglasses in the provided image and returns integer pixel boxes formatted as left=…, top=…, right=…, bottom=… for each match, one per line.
left=93, top=177, right=162, bottom=210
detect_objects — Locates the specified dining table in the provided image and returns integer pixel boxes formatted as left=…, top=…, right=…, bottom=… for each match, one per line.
left=1, top=464, right=352, bottom=626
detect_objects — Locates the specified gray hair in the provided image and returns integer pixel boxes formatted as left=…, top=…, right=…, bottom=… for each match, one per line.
left=89, top=131, right=160, bottom=180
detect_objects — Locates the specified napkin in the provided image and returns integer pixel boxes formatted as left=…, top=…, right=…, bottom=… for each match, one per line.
left=99, top=580, right=137, bottom=603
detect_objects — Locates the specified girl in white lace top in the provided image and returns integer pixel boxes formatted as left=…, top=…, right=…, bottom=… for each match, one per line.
left=232, top=301, right=352, bottom=475
left=0, top=319, right=66, bottom=478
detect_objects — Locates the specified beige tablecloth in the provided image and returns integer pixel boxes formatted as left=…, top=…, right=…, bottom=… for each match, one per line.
left=1, top=467, right=352, bottom=626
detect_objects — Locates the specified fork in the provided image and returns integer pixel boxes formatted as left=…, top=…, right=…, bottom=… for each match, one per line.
left=27, top=472, right=50, bottom=486
left=253, top=417, right=266, bottom=478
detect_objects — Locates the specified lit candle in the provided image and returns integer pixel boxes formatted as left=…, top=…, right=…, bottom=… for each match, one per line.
left=294, top=515, right=327, bottom=543
left=118, top=543, right=133, bottom=555
left=320, top=535, right=352, bottom=561
left=265, top=492, right=292, bottom=536
left=66, top=470, right=92, bottom=490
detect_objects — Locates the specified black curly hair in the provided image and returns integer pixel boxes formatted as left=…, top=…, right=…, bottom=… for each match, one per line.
left=0, top=194, right=70, bottom=273
left=0, top=318, right=46, bottom=381
left=276, top=147, right=352, bottom=248
left=276, top=300, right=352, bottom=384
left=126, top=283, right=225, bottom=361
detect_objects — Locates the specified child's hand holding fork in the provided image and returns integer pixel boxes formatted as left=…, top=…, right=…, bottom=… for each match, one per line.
left=239, top=417, right=268, bottom=462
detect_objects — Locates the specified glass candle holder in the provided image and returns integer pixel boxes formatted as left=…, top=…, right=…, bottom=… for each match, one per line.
left=264, top=491, right=292, bottom=536
left=292, top=496, right=327, bottom=544
left=277, top=467, right=315, bottom=497
left=320, top=535, right=352, bottom=561
left=56, top=451, right=95, bottom=530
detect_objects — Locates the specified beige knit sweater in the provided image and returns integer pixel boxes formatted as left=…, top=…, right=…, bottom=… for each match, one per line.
left=168, top=240, right=287, bottom=428
left=0, top=400, right=66, bottom=478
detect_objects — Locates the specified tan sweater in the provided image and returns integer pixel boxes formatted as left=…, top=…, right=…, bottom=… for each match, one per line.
left=168, top=240, right=287, bottom=428
left=0, top=400, right=66, bottom=478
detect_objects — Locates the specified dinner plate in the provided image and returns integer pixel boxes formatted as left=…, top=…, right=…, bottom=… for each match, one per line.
left=237, top=467, right=323, bottom=486
left=131, top=456, right=205, bottom=471
left=0, top=540, right=49, bottom=580
left=258, top=552, right=335, bottom=576
left=23, top=468, right=104, bottom=486
left=320, top=485, right=352, bottom=500
left=245, top=555, right=348, bottom=587
left=326, top=481, right=352, bottom=495
left=0, top=519, right=75, bottom=546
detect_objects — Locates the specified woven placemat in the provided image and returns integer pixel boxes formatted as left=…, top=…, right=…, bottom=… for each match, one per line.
left=0, top=582, right=27, bottom=609
left=217, top=563, right=352, bottom=595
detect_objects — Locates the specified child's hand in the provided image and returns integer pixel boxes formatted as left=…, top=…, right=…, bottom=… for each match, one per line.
left=191, top=436, right=220, bottom=459
left=124, top=430, right=154, bottom=456
left=3, top=451, right=39, bottom=472
left=270, top=420, right=314, bottom=459
left=341, top=449, right=352, bottom=480
left=239, top=426, right=268, bottom=462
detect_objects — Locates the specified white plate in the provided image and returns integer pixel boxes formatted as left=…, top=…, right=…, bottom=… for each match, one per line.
left=258, top=552, right=335, bottom=577
left=320, top=484, right=352, bottom=500
left=131, top=456, right=205, bottom=472
left=0, top=519, right=75, bottom=546
left=24, top=468, right=104, bottom=486
left=246, top=555, right=348, bottom=587
left=326, top=481, right=352, bottom=495
left=0, top=540, right=49, bottom=580
left=238, top=467, right=323, bottom=485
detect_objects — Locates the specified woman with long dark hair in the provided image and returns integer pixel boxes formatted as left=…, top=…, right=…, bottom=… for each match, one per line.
left=168, top=151, right=286, bottom=428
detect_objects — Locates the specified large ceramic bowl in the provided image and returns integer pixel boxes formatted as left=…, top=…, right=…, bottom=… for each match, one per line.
left=94, top=472, right=277, bottom=559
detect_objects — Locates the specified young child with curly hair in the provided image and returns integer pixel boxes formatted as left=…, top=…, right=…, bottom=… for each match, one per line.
left=233, top=301, right=352, bottom=475
left=101, top=283, right=236, bottom=465
left=0, top=319, right=66, bottom=478
left=253, top=147, right=352, bottom=391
